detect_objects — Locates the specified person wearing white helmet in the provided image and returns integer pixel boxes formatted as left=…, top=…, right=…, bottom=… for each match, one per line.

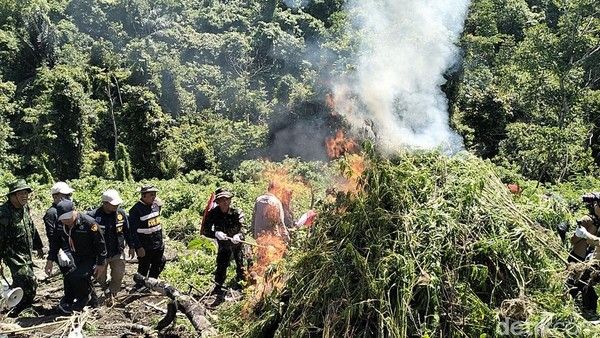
left=43, top=182, right=75, bottom=309
left=87, top=189, right=132, bottom=299
left=44, top=182, right=74, bottom=250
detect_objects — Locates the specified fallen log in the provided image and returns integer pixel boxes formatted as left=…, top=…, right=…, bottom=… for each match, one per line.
left=133, top=273, right=214, bottom=335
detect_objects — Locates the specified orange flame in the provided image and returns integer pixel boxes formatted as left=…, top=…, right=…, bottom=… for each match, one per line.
left=261, top=167, right=301, bottom=207
left=243, top=235, right=287, bottom=318
left=336, top=154, right=366, bottom=194
left=326, top=130, right=358, bottom=159
left=251, top=234, right=287, bottom=277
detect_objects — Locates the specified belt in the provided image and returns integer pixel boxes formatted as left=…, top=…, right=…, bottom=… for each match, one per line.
left=137, top=225, right=162, bottom=234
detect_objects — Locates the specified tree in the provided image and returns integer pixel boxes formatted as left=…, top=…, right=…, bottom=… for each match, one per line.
left=118, top=85, right=171, bottom=179
left=0, top=81, right=19, bottom=170
left=497, top=122, right=594, bottom=182
left=12, top=66, right=99, bottom=179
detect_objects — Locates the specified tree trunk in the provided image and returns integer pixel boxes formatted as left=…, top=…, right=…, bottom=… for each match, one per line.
left=133, top=273, right=215, bottom=335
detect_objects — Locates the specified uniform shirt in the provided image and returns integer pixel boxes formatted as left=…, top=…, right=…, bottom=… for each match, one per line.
left=205, top=206, right=245, bottom=246
left=250, top=193, right=289, bottom=242
left=48, top=213, right=107, bottom=266
left=129, top=200, right=163, bottom=250
left=87, top=207, right=132, bottom=258
left=43, top=203, right=61, bottom=261
left=571, top=214, right=599, bottom=260
left=0, top=201, right=43, bottom=266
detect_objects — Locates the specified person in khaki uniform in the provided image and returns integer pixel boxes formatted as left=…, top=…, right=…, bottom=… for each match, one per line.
left=570, top=215, right=599, bottom=262
left=87, top=189, right=133, bottom=298
left=0, top=179, right=44, bottom=316
left=250, top=181, right=290, bottom=242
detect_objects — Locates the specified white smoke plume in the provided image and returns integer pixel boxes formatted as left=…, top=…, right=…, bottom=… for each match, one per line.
left=334, top=0, right=471, bottom=153
left=282, top=0, right=310, bottom=9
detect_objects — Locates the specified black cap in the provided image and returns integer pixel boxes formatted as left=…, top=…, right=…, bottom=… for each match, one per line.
left=215, top=190, right=233, bottom=200
left=56, top=199, right=74, bottom=219
left=582, top=192, right=600, bottom=203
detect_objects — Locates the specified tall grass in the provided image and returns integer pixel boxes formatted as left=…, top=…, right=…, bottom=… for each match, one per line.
left=247, top=150, right=600, bottom=337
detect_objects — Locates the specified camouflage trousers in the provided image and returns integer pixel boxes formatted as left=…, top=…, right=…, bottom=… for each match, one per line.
left=6, top=260, right=37, bottom=310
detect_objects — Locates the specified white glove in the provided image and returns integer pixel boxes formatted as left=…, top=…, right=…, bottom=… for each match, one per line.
left=215, top=231, right=227, bottom=241
left=576, top=226, right=591, bottom=239
left=231, top=233, right=242, bottom=244
left=58, top=249, right=71, bottom=267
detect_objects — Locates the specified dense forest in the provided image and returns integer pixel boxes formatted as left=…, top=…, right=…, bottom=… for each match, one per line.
left=0, top=0, right=596, bottom=183
left=0, top=0, right=599, bottom=337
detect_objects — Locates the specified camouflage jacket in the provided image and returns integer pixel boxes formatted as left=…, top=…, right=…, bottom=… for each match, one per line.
left=0, top=201, right=43, bottom=266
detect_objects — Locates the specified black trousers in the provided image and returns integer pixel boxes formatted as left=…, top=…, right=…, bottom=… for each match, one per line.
left=59, top=265, right=72, bottom=302
left=568, top=264, right=599, bottom=313
left=64, top=257, right=95, bottom=311
left=138, top=246, right=165, bottom=279
left=214, top=244, right=245, bottom=287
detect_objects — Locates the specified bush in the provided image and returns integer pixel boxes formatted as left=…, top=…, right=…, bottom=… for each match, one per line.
left=247, top=150, right=598, bottom=337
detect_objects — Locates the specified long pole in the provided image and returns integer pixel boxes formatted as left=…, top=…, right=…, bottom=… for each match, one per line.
left=223, top=236, right=269, bottom=249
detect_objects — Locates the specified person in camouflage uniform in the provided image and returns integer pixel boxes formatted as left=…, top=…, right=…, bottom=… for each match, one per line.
left=0, top=179, right=44, bottom=315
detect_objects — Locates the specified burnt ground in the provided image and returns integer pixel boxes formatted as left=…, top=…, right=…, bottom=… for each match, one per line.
left=0, top=254, right=209, bottom=337
left=0, top=218, right=239, bottom=338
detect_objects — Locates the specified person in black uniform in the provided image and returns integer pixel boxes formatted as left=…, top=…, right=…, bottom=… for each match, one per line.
left=45, top=200, right=106, bottom=313
left=42, top=182, right=75, bottom=309
left=43, top=182, right=74, bottom=261
left=203, top=189, right=246, bottom=294
left=129, top=185, right=165, bottom=286
left=88, top=189, right=133, bottom=297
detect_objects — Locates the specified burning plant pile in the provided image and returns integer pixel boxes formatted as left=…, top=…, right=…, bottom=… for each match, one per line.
left=245, top=149, right=600, bottom=337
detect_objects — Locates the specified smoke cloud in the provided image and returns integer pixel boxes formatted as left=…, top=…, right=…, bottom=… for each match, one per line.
left=282, top=0, right=311, bottom=9
left=334, top=0, right=471, bottom=153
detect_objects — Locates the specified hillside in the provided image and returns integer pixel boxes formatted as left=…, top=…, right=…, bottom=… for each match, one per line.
left=0, top=0, right=599, bottom=337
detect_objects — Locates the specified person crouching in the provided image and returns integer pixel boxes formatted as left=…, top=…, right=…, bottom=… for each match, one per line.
left=46, top=200, right=107, bottom=313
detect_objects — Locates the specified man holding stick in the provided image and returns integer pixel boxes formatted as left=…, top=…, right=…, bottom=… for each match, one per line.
left=203, top=190, right=247, bottom=295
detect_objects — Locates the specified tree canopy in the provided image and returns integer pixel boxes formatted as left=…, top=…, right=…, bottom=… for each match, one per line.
left=0, top=0, right=597, bottom=184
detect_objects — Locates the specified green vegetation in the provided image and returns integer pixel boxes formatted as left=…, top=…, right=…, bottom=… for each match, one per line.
left=244, top=151, right=600, bottom=337
left=0, top=0, right=599, bottom=337
left=0, top=0, right=594, bottom=184
left=453, top=0, right=599, bottom=183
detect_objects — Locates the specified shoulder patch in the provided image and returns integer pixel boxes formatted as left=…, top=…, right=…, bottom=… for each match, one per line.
left=91, top=223, right=98, bottom=232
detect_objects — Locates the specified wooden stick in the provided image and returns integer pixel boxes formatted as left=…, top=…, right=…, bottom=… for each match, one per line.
left=144, top=300, right=167, bottom=314
left=224, top=236, right=270, bottom=249
left=0, top=319, right=70, bottom=334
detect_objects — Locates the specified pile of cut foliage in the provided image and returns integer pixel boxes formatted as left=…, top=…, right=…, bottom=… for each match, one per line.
left=246, top=150, right=600, bottom=337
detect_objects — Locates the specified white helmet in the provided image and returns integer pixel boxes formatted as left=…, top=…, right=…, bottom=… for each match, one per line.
left=50, top=182, right=74, bottom=195
left=102, top=189, right=123, bottom=206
